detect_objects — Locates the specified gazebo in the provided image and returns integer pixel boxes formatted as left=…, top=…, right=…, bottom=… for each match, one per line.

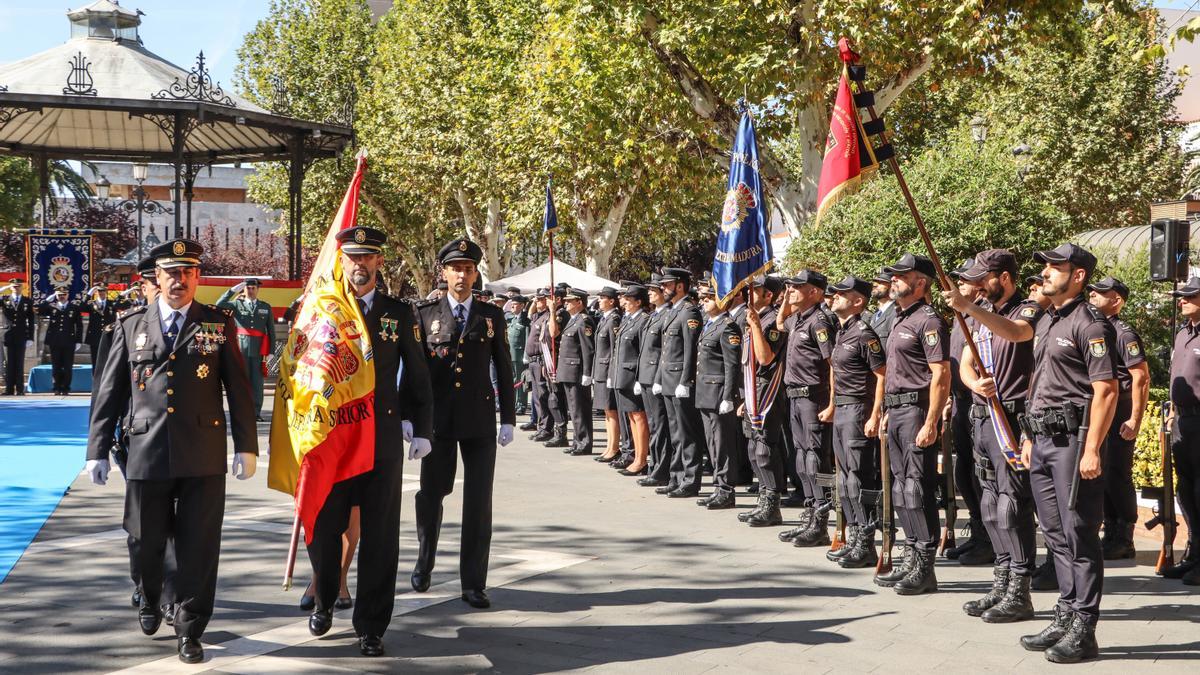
left=0, top=1, right=354, bottom=279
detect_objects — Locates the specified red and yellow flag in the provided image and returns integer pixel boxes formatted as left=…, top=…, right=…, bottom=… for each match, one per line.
left=267, top=152, right=376, bottom=544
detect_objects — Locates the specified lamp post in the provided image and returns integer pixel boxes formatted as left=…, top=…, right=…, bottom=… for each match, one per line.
left=97, top=165, right=174, bottom=256
left=969, top=114, right=989, bottom=152
left=1012, top=143, right=1033, bottom=180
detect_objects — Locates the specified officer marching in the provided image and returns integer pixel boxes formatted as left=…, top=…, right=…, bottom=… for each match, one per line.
left=216, top=277, right=276, bottom=421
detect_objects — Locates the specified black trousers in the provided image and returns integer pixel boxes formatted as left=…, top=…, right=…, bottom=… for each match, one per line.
left=789, top=396, right=826, bottom=506
left=699, top=408, right=736, bottom=493
left=644, top=388, right=673, bottom=481
left=833, top=402, right=873, bottom=526
left=49, top=342, right=73, bottom=392
left=952, top=394, right=982, bottom=520
left=123, top=475, right=224, bottom=639
left=666, top=394, right=706, bottom=493
left=548, top=380, right=568, bottom=428
left=128, top=533, right=176, bottom=602
left=415, top=437, right=497, bottom=591
left=563, top=382, right=593, bottom=450
left=974, top=413, right=1036, bottom=576
left=529, top=358, right=552, bottom=434
left=1171, top=414, right=1200, bottom=550
left=307, top=458, right=402, bottom=637
left=744, top=408, right=787, bottom=492
left=3, top=339, right=26, bottom=393
left=886, top=404, right=939, bottom=552
left=1103, top=395, right=1138, bottom=527
left=1030, top=432, right=1104, bottom=622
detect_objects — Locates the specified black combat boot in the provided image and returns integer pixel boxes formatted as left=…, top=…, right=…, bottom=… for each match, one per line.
left=957, top=521, right=995, bottom=566
left=747, top=489, right=783, bottom=527
left=738, top=491, right=767, bottom=522
left=777, top=506, right=815, bottom=541
left=544, top=425, right=569, bottom=448
left=963, top=565, right=1009, bottom=617
left=893, top=547, right=938, bottom=595
left=874, top=545, right=914, bottom=587
left=793, top=504, right=831, bottom=547
left=1030, top=556, right=1059, bottom=591
left=982, top=572, right=1035, bottom=623
left=1044, top=612, right=1099, bottom=663
left=839, top=526, right=879, bottom=569
left=827, top=526, right=859, bottom=562
left=944, top=520, right=976, bottom=560
left=519, top=420, right=537, bottom=431
left=1102, top=522, right=1136, bottom=560
left=1162, top=542, right=1197, bottom=579
left=1020, top=604, right=1073, bottom=651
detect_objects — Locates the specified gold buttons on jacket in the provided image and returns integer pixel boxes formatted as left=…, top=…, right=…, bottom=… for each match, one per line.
left=167, top=371, right=174, bottom=377
left=166, top=388, right=174, bottom=395
left=169, top=354, right=175, bottom=360
left=456, top=367, right=462, bottom=373
left=212, top=420, right=220, bottom=427
left=167, top=406, right=175, bottom=413
left=455, top=382, right=462, bottom=388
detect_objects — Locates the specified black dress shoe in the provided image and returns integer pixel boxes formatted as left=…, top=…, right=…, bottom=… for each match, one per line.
left=299, top=594, right=316, bottom=611
left=131, top=589, right=142, bottom=608
left=308, top=609, right=333, bottom=636
left=668, top=488, right=700, bottom=498
left=138, top=606, right=162, bottom=636
left=335, top=596, right=354, bottom=610
left=618, top=466, right=647, bottom=476
left=638, top=477, right=668, bottom=487
left=359, top=633, right=385, bottom=657
left=654, top=485, right=675, bottom=495
left=411, top=571, right=431, bottom=593
left=162, top=603, right=176, bottom=627
left=178, top=637, right=204, bottom=664
left=462, top=589, right=491, bottom=608
left=594, top=454, right=616, bottom=462
left=569, top=447, right=594, bottom=456
left=707, top=492, right=736, bottom=510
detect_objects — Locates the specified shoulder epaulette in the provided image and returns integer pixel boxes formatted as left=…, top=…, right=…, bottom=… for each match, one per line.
left=415, top=298, right=438, bottom=308
left=1083, top=303, right=1106, bottom=322
left=921, top=305, right=938, bottom=317
left=206, top=304, right=235, bottom=318
left=119, top=306, right=148, bottom=319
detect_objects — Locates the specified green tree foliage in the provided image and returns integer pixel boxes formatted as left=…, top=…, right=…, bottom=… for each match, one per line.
left=0, top=157, right=37, bottom=232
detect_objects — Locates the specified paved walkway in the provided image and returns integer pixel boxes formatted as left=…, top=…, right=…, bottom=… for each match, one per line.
left=2, top=395, right=1198, bottom=673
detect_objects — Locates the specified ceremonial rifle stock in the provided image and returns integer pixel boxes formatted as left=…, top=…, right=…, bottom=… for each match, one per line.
left=876, top=430, right=895, bottom=575
left=936, top=406, right=957, bottom=556
left=282, top=511, right=301, bottom=591
left=830, top=455, right=846, bottom=553
left=1143, top=401, right=1177, bottom=574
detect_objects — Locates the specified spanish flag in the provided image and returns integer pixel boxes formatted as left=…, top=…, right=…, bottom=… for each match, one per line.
left=813, top=39, right=880, bottom=227
left=267, top=152, right=376, bottom=544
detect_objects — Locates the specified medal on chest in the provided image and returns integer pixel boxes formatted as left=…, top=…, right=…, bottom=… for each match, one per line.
left=135, top=333, right=148, bottom=350
left=485, top=317, right=494, bottom=338
left=379, top=317, right=399, bottom=342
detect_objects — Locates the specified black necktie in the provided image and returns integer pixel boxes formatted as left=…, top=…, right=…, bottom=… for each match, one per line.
left=358, top=298, right=368, bottom=317
left=455, top=304, right=467, bottom=336
left=164, top=311, right=180, bottom=345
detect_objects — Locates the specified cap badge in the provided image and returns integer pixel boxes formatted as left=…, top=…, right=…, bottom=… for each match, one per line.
left=173, top=241, right=185, bottom=256
left=459, top=240, right=468, bottom=252
left=354, top=229, right=366, bottom=243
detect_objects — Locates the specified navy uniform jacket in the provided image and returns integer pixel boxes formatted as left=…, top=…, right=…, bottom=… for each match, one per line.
left=695, top=313, right=741, bottom=410
left=86, top=302, right=259, bottom=479
left=417, top=296, right=515, bottom=440
left=656, top=299, right=703, bottom=391
left=368, top=294, right=434, bottom=459
left=40, top=300, right=83, bottom=347
left=637, top=307, right=668, bottom=386
left=593, top=310, right=621, bottom=385
left=870, top=301, right=897, bottom=350
left=85, top=299, right=119, bottom=348
left=555, top=312, right=595, bottom=384
left=612, top=310, right=649, bottom=390
left=1, top=294, right=35, bottom=344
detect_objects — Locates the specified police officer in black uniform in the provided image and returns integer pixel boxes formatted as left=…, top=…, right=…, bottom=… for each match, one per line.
left=738, top=275, right=788, bottom=526
left=654, top=268, right=707, bottom=498
left=777, top=271, right=836, bottom=546
left=85, top=285, right=120, bottom=368
left=1167, top=276, right=1200, bottom=584
left=945, top=249, right=1042, bottom=623
left=304, top=227, right=434, bottom=657
left=86, top=238, right=258, bottom=664
left=1, top=280, right=34, bottom=395
left=1086, top=276, right=1149, bottom=560
left=823, top=276, right=887, bottom=568
left=526, top=291, right=554, bottom=440
left=551, top=287, right=595, bottom=455
left=875, top=253, right=950, bottom=595
left=593, top=287, right=623, bottom=462
left=1018, top=243, right=1117, bottom=663
left=638, top=274, right=674, bottom=487
left=612, top=283, right=651, bottom=475
left=40, top=286, right=84, bottom=395
left=694, top=280, right=741, bottom=509
left=869, top=270, right=897, bottom=349
left=413, top=238, right=515, bottom=610
left=541, top=288, right=573, bottom=447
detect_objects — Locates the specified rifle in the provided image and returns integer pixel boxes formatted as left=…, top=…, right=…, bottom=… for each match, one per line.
left=1142, top=400, right=1177, bottom=574
left=828, top=457, right=847, bottom=553
left=876, top=431, right=895, bottom=575
left=936, top=407, right=957, bottom=556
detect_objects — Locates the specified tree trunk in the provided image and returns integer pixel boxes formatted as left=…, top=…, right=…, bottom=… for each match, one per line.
left=362, top=189, right=436, bottom=296
left=453, top=188, right=507, bottom=283
left=573, top=172, right=640, bottom=279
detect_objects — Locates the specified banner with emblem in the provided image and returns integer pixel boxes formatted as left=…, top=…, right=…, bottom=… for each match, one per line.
left=267, top=152, right=377, bottom=545
left=713, top=107, right=773, bottom=309
left=26, top=234, right=92, bottom=305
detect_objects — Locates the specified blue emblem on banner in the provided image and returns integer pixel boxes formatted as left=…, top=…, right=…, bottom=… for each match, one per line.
left=27, top=234, right=92, bottom=305
left=713, top=107, right=772, bottom=306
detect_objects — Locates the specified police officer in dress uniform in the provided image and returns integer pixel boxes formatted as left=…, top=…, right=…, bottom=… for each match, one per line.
left=654, top=268, right=708, bottom=498
left=612, top=283, right=651, bottom=476
left=823, top=276, right=887, bottom=568
left=777, top=271, right=837, bottom=547
left=874, top=253, right=951, bottom=595
left=526, top=291, right=553, bottom=439
left=1166, top=276, right=1200, bottom=585
left=694, top=280, right=741, bottom=509
left=1086, top=277, right=1149, bottom=560
left=593, top=287, right=623, bottom=462
left=84, top=286, right=120, bottom=369
left=870, top=270, right=897, bottom=350
left=541, top=288, right=573, bottom=447
left=637, top=274, right=674, bottom=487
left=41, top=287, right=83, bottom=395
left=944, top=249, right=1042, bottom=623
left=412, top=238, right=516, bottom=610
left=216, top=277, right=276, bottom=421
left=1017, top=243, right=1117, bottom=664
left=738, top=275, right=789, bottom=526
left=85, top=238, right=258, bottom=664
left=1, top=280, right=34, bottom=395
left=551, top=287, right=596, bottom=455
left=304, top=227, right=434, bottom=657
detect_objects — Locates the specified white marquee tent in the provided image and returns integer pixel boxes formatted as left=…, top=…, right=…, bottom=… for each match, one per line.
left=488, top=261, right=618, bottom=294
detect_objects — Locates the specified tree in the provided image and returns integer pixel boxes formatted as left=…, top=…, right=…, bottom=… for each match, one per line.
left=51, top=202, right=135, bottom=264
left=634, top=0, right=1090, bottom=236
left=0, top=157, right=38, bottom=232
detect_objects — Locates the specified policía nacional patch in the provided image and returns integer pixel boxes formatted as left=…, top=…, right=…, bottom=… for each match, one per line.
left=867, top=338, right=881, bottom=354
left=1127, top=341, right=1141, bottom=357
left=1089, top=337, right=1107, bottom=358
left=687, top=318, right=700, bottom=329
left=924, top=329, right=940, bottom=346
left=1020, top=306, right=1038, bottom=319
left=816, top=328, right=829, bottom=343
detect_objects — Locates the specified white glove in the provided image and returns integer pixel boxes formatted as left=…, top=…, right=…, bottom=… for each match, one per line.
left=634, top=382, right=642, bottom=395
left=652, top=383, right=662, bottom=395
left=675, top=384, right=690, bottom=398
left=719, top=400, right=734, bottom=415
left=86, top=285, right=101, bottom=295
left=86, top=458, right=109, bottom=485
left=522, top=355, right=530, bottom=364
left=232, top=281, right=247, bottom=293
left=606, top=378, right=612, bottom=388
left=74, top=344, right=82, bottom=352
left=25, top=339, right=33, bottom=349
left=581, top=375, right=593, bottom=387
left=402, top=420, right=414, bottom=443
left=232, top=452, right=256, bottom=479
left=408, top=437, right=432, bottom=460
left=498, top=424, right=514, bottom=447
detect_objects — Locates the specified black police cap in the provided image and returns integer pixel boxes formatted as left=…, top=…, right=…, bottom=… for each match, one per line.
left=872, top=268, right=891, bottom=285
left=960, top=249, right=1018, bottom=283
left=136, top=256, right=157, bottom=277
left=1033, top=243, right=1097, bottom=276
left=510, top=294, right=530, bottom=304
left=749, top=274, right=784, bottom=295
left=1087, top=276, right=1130, bottom=300
left=336, top=226, right=387, bottom=254
left=949, top=257, right=975, bottom=280
left=1170, top=277, right=1200, bottom=298
left=437, top=238, right=483, bottom=265
left=244, top=277, right=261, bottom=287
left=151, top=238, right=203, bottom=269
left=883, top=252, right=936, bottom=278
left=828, top=275, right=872, bottom=298
left=660, top=267, right=692, bottom=283
left=646, top=272, right=664, bottom=290
left=565, top=287, right=588, bottom=301
left=786, top=269, right=828, bottom=290
left=598, top=286, right=619, bottom=299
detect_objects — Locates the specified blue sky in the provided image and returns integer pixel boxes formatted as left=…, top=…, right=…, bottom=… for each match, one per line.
left=0, top=1, right=270, bottom=91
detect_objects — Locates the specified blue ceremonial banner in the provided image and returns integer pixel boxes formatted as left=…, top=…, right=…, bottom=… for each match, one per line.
left=543, top=180, right=559, bottom=233
left=26, top=234, right=92, bottom=306
left=713, top=109, right=772, bottom=307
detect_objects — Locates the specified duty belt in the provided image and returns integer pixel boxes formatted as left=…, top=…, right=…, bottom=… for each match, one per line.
left=1018, top=403, right=1083, bottom=438
left=973, top=452, right=997, bottom=483
left=786, top=385, right=823, bottom=399
left=970, top=399, right=1025, bottom=419
left=834, top=394, right=867, bottom=406
left=883, top=391, right=927, bottom=409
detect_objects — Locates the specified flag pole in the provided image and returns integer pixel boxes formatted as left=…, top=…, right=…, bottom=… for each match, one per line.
left=282, top=511, right=301, bottom=591
left=547, top=230, right=558, bottom=366
left=844, top=49, right=1023, bottom=468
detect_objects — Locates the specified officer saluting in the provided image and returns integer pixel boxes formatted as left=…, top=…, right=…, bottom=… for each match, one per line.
left=85, top=238, right=258, bottom=664
left=1018, top=243, right=1117, bottom=663
left=216, top=277, right=276, bottom=421
left=41, top=286, right=84, bottom=395
left=1, top=280, right=34, bottom=395
left=413, top=238, right=515, bottom=610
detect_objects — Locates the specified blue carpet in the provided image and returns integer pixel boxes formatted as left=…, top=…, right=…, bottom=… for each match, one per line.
left=0, top=399, right=90, bottom=583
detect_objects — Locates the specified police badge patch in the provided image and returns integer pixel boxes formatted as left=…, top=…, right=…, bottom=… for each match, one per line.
left=924, top=329, right=939, bottom=346
left=1127, top=341, right=1141, bottom=357
left=867, top=339, right=881, bottom=354
left=816, top=328, right=828, bottom=343
left=687, top=319, right=700, bottom=329
left=1020, top=306, right=1038, bottom=319
left=1089, top=337, right=1107, bottom=358
left=729, top=334, right=741, bottom=346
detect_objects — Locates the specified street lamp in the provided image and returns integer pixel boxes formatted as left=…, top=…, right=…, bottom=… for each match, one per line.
left=96, top=165, right=174, bottom=255
left=969, top=114, right=989, bottom=152
left=1012, top=143, right=1033, bottom=180
left=95, top=174, right=111, bottom=201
